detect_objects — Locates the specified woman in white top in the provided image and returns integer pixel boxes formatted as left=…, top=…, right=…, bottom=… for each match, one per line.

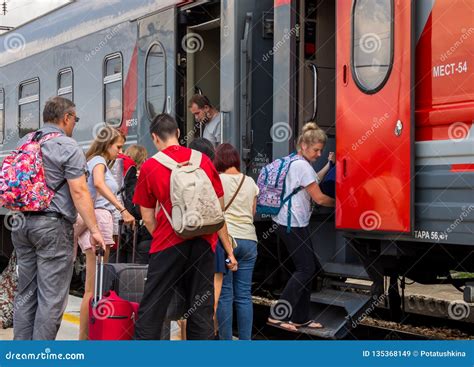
left=214, top=143, right=259, bottom=340
left=268, top=122, right=335, bottom=332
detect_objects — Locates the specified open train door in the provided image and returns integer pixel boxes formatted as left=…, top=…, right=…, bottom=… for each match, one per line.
left=336, top=0, right=414, bottom=233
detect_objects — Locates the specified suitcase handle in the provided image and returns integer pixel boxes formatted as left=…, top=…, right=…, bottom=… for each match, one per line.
left=93, top=247, right=105, bottom=306
left=116, top=219, right=139, bottom=263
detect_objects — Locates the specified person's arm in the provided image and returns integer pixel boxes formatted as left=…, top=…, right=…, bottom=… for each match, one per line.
left=92, top=164, right=135, bottom=226
left=217, top=197, right=238, bottom=271
left=306, top=182, right=335, bottom=207
left=316, top=152, right=335, bottom=182
left=215, top=115, right=222, bottom=146
left=68, top=176, right=105, bottom=249
left=140, top=206, right=157, bottom=236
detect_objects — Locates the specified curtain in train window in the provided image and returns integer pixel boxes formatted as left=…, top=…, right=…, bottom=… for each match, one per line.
left=145, top=43, right=166, bottom=120
left=0, top=89, right=4, bottom=143
left=103, top=54, right=123, bottom=126
left=352, top=0, right=393, bottom=93
left=58, top=68, right=73, bottom=101
left=19, top=79, right=40, bottom=138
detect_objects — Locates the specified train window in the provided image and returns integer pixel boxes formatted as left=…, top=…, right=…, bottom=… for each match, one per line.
left=0, top=88, right=4, bottom=144
left=145, top=42, right=166, bottom=119
left=103, top=53, right=122, bottom=126
left=18, top=78, right=40, bottom=138
left=352, top=0, right=393, bottom=93
left=58, top=68, right=73, bottom=101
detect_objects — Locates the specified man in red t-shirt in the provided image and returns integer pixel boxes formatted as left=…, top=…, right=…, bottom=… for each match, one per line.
left=133, top=114, right=236, bottom=340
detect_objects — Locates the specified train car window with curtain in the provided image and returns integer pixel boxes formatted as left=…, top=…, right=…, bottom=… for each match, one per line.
left=103, top=53, right=123, bottom=126
left=352, top=0, right=393, bottom=93
left=0, top=88, right=4, bottom=144
left=57, top=68, right=73, bottom=101
left=145, top=43, right=166, bottom=120
left=18, top=78, right=40, bottom=137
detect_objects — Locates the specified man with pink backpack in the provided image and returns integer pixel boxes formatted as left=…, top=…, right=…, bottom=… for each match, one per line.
left=0, top=96, right=105, bottom=340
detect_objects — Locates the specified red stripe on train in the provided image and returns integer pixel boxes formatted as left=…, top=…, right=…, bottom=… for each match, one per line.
left=451, top=164, right=474, bottom=172
left=121, top=44, right=138, bottom=136
left=275, top=0, right=291, bottom=7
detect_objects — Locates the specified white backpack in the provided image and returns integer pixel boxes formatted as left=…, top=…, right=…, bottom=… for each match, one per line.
left=153, top=149, right=225, bottom=239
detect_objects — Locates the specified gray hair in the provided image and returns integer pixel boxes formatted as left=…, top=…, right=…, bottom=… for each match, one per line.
left=42, top=96, right=76, bottom=123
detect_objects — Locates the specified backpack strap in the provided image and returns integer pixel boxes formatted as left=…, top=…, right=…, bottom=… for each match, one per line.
left=224, top=174, right=246, bottom=212
left=35, top=131, right=67, bottom=193
left=189, top=150, right=202, bottom=167
left=152, top=151, right=179, bottom=170
left=282, top=187, right=303, bottom=233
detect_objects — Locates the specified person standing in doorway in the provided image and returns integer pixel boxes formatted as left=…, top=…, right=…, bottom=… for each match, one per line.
left=267, top=122, right=335, bottom=332
left=188, top=94, right=221, bottom=146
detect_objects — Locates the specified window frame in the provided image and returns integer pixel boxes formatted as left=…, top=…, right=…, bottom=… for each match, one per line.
left=18, top=77, right=40, bottom=137
left=145, top=41, right=167, bottom=120
left=350, top=0, right=394, bottom=94
left=0, top=88, right=4, bottom=144
left=102, top=52, right=123, bottom=126
left=57, top=67, right=74, bottom=101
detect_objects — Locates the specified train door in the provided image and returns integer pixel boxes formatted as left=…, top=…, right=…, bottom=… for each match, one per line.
left=176, top=1, right=221, bottom=147
left=137, top=7, right=177, bottom=154
left=336, top=0, right=414, bottom=233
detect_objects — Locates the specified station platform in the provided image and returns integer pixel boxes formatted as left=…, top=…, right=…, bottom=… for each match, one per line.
left=0, top=295, right=182, bottom=340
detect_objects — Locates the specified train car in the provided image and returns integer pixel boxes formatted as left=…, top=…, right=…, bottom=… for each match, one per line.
left=0, top=0, right=275, bottom=265
left=259, top=0, right=474, bottom=338
left=0, top=0, right=473, bottom=339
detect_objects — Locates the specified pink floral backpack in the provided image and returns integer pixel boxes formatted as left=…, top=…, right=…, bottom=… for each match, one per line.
left=0, top=131, right=66, bottom=211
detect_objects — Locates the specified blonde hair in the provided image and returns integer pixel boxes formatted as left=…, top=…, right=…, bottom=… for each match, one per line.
left=297, top=122, right=327, bottom=149
left=86, top=126, right=126, bottom=161
left=124, top=144, right=148, bottom=167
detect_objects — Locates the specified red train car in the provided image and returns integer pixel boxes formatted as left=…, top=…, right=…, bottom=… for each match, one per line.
left=263, top=0, right=473, bottom=337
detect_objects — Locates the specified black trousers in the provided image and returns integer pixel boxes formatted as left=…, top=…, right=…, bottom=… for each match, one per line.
left=134, top=238, right=215, bottom=340
left=277, top=225, right=323, bottom=324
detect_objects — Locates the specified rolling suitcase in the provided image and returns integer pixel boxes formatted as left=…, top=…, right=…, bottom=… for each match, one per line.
left=89, top=248, right=139, bottom=340
left=103, top=221, right=148, bottom=303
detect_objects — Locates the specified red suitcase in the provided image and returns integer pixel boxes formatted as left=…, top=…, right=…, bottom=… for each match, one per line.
left=89, top=249, right=139, bottom=340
